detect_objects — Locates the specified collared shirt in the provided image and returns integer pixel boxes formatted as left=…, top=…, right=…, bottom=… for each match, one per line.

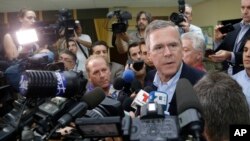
left=128, top=31, right=144, bottom=44
left=153, top=63, right=183, bottom=111
left=86, top=83, right=118, bottom=99
left=233, top=69, right=250, bottom=107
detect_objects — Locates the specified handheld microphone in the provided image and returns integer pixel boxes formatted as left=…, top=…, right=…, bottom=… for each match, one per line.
left=19, top=70, right=88, bottom=98
left=176, top=78, right=204, bottom=141
left=148, top=91, right=168, bottom=113
left=122, top=69, right=135, bottom=84
left=131, top=89, right=150, bottom=109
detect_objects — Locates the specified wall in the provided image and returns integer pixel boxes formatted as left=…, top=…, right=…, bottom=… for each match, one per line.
left=120, top=0, right=241, bottom=29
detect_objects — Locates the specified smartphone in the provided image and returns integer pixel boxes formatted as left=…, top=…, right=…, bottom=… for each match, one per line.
left=205, top=49, right=215, bottom=57
left=219, top=23, right=235, bottom=34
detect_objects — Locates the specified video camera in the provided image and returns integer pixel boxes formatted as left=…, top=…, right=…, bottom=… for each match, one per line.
left=170, top=0, right=186, bottom=26
left=56, top=8, right=77, bottom=39
left=76, top=102, right=180, bottom=141
left=107, top=9, right=132, bottom=34
left=32, top=8, right=76, bottom=46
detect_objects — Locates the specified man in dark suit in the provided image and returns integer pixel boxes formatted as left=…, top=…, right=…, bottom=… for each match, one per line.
left=144, top=20, right=205, bottom=116
left=210, top=0, right=250, bottom=75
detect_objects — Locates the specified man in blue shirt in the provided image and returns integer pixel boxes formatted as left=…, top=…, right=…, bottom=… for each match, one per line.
left=233, top=35, right=250, bottom=107
left=144, top=20, right=205, bottom=115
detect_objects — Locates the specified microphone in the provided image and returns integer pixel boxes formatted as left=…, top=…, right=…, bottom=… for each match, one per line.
left=19, top=70, right=88, bottom=98
left=113, top=77, right=124, bottom=90
left=130, top=86, right=154, bottom=116
left=176, top=78, right=204, bottom=141
left=130, top=79, right=142, bottom=94
left=131, top=89, right=150, bottom=109
left=148, top=91, right=168, bottom=114
left=122, top=97, right=134, bottom=112
left=47, top=87, right=105, bottom=139
left=113, top=69, right=135, bottom=91
left=112, top=69, right=136, bottom=95
left=122, top=69, right=135, bottom=84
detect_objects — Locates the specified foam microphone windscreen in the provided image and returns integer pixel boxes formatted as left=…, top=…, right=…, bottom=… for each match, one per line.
left=176, top=78, right=202, bottom=114
left=81, top=87, right=105, bottom=109
left=122, top=97, right=134, bottom=112
left=131, top=79, right=142, bottom=93
left=113, top=77, right=125, bottom=90
left=122, top=69, right=135, bottom=83
left=143, top=86, right=154, bottom=93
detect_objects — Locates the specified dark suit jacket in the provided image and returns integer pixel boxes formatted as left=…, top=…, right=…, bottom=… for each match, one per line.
left=215, top=22, right=250, bottom=74
left=110, top=62, right=124, bottom=83
left=145, top=63, right=205, bottom=115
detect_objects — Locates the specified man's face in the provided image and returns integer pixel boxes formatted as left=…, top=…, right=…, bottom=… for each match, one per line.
left=184, top=6, right=192, bottom=23
left=68, top=41, right=78, bottom=54
left=182, top=38, right=201, bottom=67
left=92, top=45, right=108, bottom=61
left=129, top=46, right=142, bottom=61
left=243, top=40, right=250, bottom=71
left=140, top=43, right=154, bottom=66
left=87, top=58, right=111, bottom=89
left=59, top=53, right=75, bottom=71
left=241, top=0, right=250, bottom=23
left=137, top=13, right=149, bottom=31
left=148, top=26, right=183, bottom=82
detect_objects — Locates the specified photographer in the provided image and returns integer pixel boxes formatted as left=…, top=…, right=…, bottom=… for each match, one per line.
left=3, top=8, right=37, bottom=61
left=183, top=4, right=204, bottom=40
left=56, top=19, right=92, bottom=73
left=115, top=11, right=152, bottom=54
left=210, top=0, right=250, bottom=75
left=126, top=42, right=146, bottom=87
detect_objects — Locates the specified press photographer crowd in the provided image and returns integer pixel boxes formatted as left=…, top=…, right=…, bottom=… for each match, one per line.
left=1, top=0, right=250, bottom=140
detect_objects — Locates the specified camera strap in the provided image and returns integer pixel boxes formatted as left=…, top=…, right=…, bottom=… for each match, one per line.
left=76, top=41, right=88, bottom=59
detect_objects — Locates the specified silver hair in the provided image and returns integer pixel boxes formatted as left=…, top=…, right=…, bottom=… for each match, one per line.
left=181, top=32, right=206, bottom=59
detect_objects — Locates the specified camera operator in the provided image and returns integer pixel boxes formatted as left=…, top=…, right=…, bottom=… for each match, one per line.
left=56, top=20, right=91, bottom=73
left=115, top=11, right=152, bottom=54
left=72, top=20, right=92, bottom=72
left=3, top=8, right=37, bottom=61
left=183, top=4, right=205, bottom=40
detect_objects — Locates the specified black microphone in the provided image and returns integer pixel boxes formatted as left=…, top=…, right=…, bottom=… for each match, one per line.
left=58, top=87, right=105, bottom=126
left=122, top=97, right=134, bottom=112
left=113, top=77, right=125, bottom=90
left=176, top=78, right=204, bottom=141
left=19, top=70, right=88, bottom=98
left=47, top=87, right=105, bottom=139
left=130, top=79, right=142, bottom=94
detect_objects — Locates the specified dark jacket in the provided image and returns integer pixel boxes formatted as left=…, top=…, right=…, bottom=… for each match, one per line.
left=216, top=22, right=250, bottom=74
left=145, top=63, right=205, bottom=115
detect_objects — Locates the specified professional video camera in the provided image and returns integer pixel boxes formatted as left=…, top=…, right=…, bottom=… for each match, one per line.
left=31, top=8, right=76, bottom=46
left=170, top=0, right=186, bottom=26
left=76, top=102, right=180, bottom=141
left=107, top=9, right=132, bottom=34
left=56, top=8, right=77, bottom=39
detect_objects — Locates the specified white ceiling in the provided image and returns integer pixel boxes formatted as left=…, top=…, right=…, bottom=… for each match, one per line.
left=0, top=0, right=207, bottom=12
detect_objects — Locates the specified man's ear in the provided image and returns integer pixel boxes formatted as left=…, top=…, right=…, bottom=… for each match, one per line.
left=147, top=52, right=152, bottom=62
